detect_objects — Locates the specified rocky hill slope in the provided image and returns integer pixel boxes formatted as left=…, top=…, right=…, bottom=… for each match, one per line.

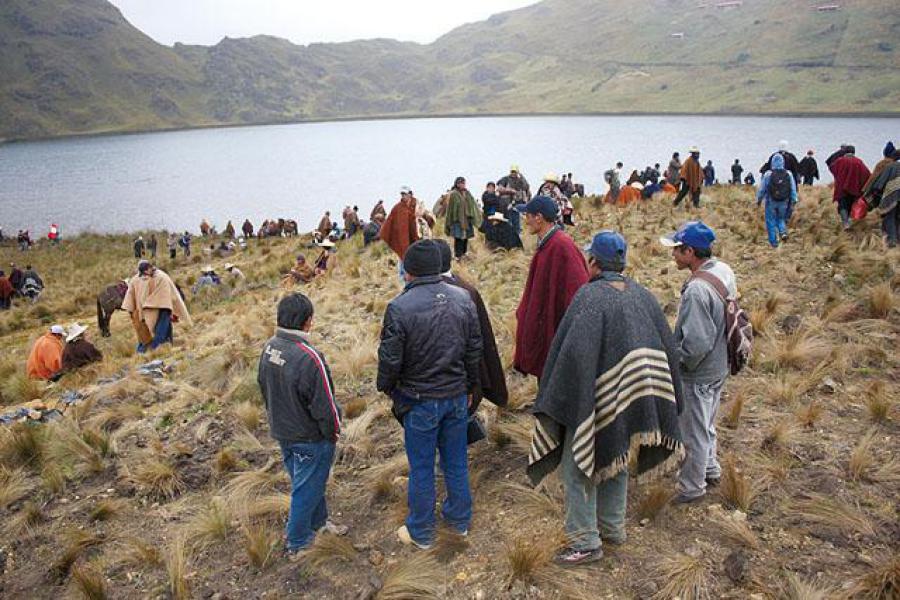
left=0, top=187, right=898, bottom=598
left=1, top=0, right=898, bottom=140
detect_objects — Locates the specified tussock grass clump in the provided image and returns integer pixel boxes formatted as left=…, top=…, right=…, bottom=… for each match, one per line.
left=652, top=553, right=710, bottom=600
left=505, top=534, right=557, bottom=586
left=749, top=306, right=774, bottom=337
left=242, top=521, right=279, bottom=570
left=52, top=528, right=106, bottom=579
left=714, top=514, right=760, bottom=549
left=848, top=429, right=878, bottom=481
left=760, top=331, right=832, bottom=372
left=303, top=532, right=357, bottom=570
left=186, top=497, right=232, bottom=548
left=130, top=457, right=184, bottom=500
left=119, top=537, right=163, bottom=568
left=166, top=536, right=191, bottom=600
left=242, top=493, right=290, bottom=520
left=501, top=482, right=563, bottom=522
left=723, top=392, right=745, bottom=429
left=776, top=572, right=834, bottom=600
left=848, top=553, right=900, bottom=600
left=761, top=421, right=795, bottom=454
left=378, top=552, right=443, bottom=599
left=0, top=422, right=46, bottom=470
left=343, top=397, right=367, bottom=419
left=89, top=402, right=143, bottom=432
left=70, top=563, right=109, bottom=600
left=864, top=381, right=891, bottom=423
left=89, top=498, right=126, bottom=522
left=222, top=461, right=287, bottom=513
left=867, top=282, right=896, bottom=318
left=0, top=465, right=32, bottom=509
left=787, top=494, right=876, bottom=538
left=795, top=401, right=823, bottom=428
left=46, top=422, right=106, bottom=478
left=232, top=401, right=262, bottom=430
left=0, top=372, right=44, bottom=406
left=9, top=499, right=46, bottom=535
left=635, top=484, right=675, bottom=521
left=214, top=448, right=239, bottom=474
left=720, top=460, right=757, bottom=512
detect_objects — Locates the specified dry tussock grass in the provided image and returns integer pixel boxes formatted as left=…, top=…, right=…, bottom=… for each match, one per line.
left=867, top=282, right=896, bottom=318
left=0, top=465, right=32, bottom=509
left=70, top=562, right=109, bottom=600
left=714, top=514, right=760, bottom=550
left=501, top=481, right=563, bottom=523
left=129, top=456, right=184, bottom=500
left=720, top=460, right=758, bottom=512
left=222, top=460, right=287, bottom=513
left=848, top=553, right=900, bottom=600
left=89, top=498, right=126, bottom=522
left=848, top=429, right=878, bottom=481
left=302, top=532, right=357, bottom=570
left=759, top=330, right=832, bottom=372
left=504, top=534, right=558, bottom=586
left=242, top=521, right=279, bottom=570
left=864, top=381, right=892, bottom=423
left=378, top=552, right=444, bottom=599
left=185, top=497, right=232, bottom=548
left=0, top=422, right=46, bottom=470
left=776, top=572, right=835, bottom=600
left=7, top=499, right=46, bottom=536
left=51, top=528, right=106, bottom=579
left=652, top=553, right=710, bottom=600
left=166, top=535, right=191, bottom=600
left=723, top=391, right=745, bottom=429
left=232, top=400, right=262, bottom=430
left=787, top=494, right=876, bottom=538
left=635, top=483, right=675, bottom=521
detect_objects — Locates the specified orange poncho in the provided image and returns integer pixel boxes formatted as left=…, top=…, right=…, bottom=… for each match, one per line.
left=680, top=156, right=703, bottom=192
left=26, top=333, right=63, bottom=380
left=380, top=200, right=419, bottom=259
left=617, top=186, right=642, bottom=206
left=660, top=182, right=678, bottom=194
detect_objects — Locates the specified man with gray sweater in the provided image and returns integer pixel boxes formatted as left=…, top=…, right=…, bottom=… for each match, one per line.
left=660, top=221, right=737, bottom=504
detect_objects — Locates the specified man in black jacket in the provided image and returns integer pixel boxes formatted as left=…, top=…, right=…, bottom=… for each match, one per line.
left=257, top=293, right=345, bottom=556
left=798, top=150, right=820, bottom=186
left=377, top=239, right=483, bottom=549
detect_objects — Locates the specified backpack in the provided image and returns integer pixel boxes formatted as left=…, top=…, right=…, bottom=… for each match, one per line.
left=767, top=170, right=792, bottom=201
left=690, top=271, right=753, bottom=375
left=604, top=169, right=615, bottom=184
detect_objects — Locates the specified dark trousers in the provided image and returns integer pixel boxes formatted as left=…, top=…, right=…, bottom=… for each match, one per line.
left=169, top=248, right=177, bottom=259
left=802, top=176, right=815, bottom=186
left=0, top=296, right=10, bottom=310
left=883, top=204, right=899, bottom=247
left=454, top=237, right=468, bottom=259
left=673, top=181, right=701, bottom=207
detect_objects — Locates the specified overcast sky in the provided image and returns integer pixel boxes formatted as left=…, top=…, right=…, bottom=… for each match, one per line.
left=109, top=0, right=537, bottom=46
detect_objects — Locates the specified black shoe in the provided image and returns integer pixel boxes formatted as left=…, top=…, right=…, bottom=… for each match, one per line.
left=780, top=233, right=789, bottom=242
left=673, top=492, right=704, bottom=504
left=705, top=477, right=721, bottom=487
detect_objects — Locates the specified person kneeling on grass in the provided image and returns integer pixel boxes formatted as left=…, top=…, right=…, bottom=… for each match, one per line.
left=257, top=293, right=347, bottom=558
left=527, top=231, right=684, bottom=566
left=377, top=239, right=483, bottom=550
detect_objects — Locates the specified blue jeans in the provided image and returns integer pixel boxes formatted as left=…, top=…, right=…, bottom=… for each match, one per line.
left=560, top=429, right=628, bottom=550
left=137, top=309, right=173, bottom=353
left=279, top=439, right=335, bottom=551
left=764, top=200, right=789, bottom=247
left=509, top=209, right=522, bottom=234
left=403, top=396, right=471, bottom=544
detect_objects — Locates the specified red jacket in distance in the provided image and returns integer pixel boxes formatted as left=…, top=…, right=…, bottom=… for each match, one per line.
left=514, top=228, right=590, bottom=378
left=829, top=155, right=871, bottom=203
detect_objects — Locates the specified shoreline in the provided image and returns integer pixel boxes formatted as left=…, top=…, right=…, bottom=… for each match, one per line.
left=4, top=109, right=900, bottom=145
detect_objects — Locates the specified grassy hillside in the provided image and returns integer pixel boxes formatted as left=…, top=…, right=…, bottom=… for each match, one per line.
left=0, top=187, right=898, bottom=598
left=0, top=0, right=899, bottom=140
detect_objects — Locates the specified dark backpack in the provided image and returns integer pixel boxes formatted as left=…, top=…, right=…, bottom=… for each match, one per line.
left=690, top=271, right=753, bottom=375
left=767, top=170, right=792, bottom=201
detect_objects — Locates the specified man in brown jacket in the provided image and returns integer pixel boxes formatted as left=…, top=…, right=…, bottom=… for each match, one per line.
left=673, top=147, right=704, bottom=208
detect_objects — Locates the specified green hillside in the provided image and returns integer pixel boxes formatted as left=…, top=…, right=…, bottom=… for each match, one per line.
left=1, top=0, right=898, bottom=140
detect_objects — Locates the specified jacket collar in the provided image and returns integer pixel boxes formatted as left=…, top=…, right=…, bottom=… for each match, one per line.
left=403, top=274, right=443, bottom=291
left=537, top=225, right=560, bottom=249
left=275, top=327, right=310, bottom=343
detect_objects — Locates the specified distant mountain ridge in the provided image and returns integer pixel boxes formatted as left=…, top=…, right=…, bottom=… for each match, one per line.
left=1, top=0, right=898, bottom=140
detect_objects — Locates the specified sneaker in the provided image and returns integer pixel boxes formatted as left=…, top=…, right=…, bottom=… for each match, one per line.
left=705, top=477, right=721, bottom=487
left=673, top=492, right=705, bottom=504
left=397, top=525, right=432, bottom=550
left=285, top=547, right=309, bottom=563
left=319, top=520, right=349, bottom=536
left=780, top=232, right=789, bottom=242
left=554, top=546, right=603, bottom=566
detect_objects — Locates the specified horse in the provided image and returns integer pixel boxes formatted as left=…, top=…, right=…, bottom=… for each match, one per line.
left=283, top=220, right=298, bottom=237
left=96, top=281, right=128, bottom=337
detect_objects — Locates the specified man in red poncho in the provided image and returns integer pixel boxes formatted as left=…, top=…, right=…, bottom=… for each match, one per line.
left=829, top=145, right=871, bottom=230
left=380, top=187, right=420, bottom=275
left=514, top=196, right=589, bottom=380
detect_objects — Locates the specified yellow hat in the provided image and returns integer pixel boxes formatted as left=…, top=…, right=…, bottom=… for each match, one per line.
left=543, top=172, right=560, bottom=184
left=510, top=164, right=520, bottom=173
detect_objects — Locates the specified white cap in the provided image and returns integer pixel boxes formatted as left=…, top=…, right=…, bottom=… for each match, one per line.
left=50, top=325, right=66, bottom=336
left=400, top=186, right=412, bottom=195
left=224, top=263, right=234, bottom=270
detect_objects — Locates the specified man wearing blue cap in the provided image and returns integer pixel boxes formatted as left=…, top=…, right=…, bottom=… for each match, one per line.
left=660, top=221, right=737, bottom=503
left=513, top=196, right=589, bottom=380
left=528, top=231, right=684, bottom=565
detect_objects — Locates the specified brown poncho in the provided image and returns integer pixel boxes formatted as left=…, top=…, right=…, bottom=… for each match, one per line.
left=122, top=270, right=191, bottom=343
left=380, top=200, right=419, bottom=259
left=680, top=156, right=703, bottom=192
left=61, top=339, right=103, bottom=372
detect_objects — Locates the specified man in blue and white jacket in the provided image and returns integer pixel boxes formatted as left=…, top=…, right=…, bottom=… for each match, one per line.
left=258, top=293, right=345, bottom=556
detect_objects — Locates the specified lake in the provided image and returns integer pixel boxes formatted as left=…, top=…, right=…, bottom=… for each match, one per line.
left=1, top=115, right=897, bottom=236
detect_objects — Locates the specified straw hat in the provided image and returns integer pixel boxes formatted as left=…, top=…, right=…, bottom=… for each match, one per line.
left=66, top=323, right=88, bottom=343
left=201, top=265, right=214, bottom=273
left=689, top=145, right=700, bottom=153
left=223, top=263, right=234, bottom=270
left=318, top=239, right=336, bottom=248
left=543, top=172, right=560, bottom=184
left=487, top=213, right=508, bottom=223
left=630, top=181, right=645, bottom=190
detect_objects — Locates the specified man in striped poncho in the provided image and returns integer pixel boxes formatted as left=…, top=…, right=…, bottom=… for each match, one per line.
left=527, top=231, right=684, bottom=566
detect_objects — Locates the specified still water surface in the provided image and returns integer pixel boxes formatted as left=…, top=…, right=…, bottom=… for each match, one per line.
left=0, top=115, right=896, bottom=235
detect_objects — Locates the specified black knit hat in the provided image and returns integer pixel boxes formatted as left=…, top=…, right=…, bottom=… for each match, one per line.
left=436, top=238, right=452, bottom=273
left=277, top=293, right=314, bottom=330
left=403, top=239, right=443, bottom=277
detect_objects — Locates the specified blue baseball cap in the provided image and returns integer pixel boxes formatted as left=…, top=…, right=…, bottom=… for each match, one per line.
left=659, top=221, right=717, bottom=250
left=583, top=230, right=627, bottom=264
left=516, top=195, right=558, bottom=221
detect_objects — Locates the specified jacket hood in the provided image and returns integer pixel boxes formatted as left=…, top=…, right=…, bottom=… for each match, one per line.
left=772, top=154, right=786, bottom=170
left=885, top=141, right=896, bottom=157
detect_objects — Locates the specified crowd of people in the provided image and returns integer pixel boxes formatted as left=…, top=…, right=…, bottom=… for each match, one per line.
left=9, top=137, right=900, bottom=568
